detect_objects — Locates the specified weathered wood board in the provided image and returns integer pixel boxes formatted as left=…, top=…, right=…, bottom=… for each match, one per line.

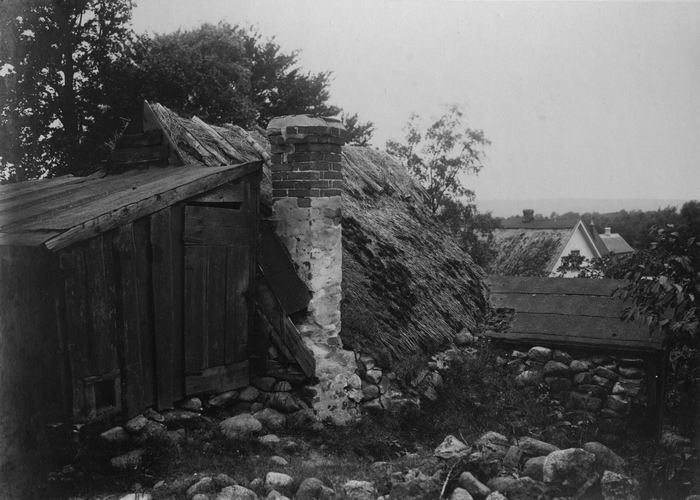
left=485, top=275, right=662, bottom=352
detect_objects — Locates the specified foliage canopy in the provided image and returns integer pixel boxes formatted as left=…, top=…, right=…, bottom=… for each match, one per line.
left=1, top=10, right=373, bottom=180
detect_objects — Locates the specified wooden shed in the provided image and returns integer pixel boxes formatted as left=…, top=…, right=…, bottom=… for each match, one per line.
left=0, top=103, right=315, bottom=464
left=484, top=275, right=666, bottom=435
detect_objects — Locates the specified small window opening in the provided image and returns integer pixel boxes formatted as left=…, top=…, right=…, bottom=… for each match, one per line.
left=94, top=379, right=117, bottom=411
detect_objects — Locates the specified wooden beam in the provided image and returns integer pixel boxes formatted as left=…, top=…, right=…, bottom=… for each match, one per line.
left=487, top=275, right=626, bottom=296
left=491, top=293, right=624, bottom=318
left=185, top=361, right=249, bottom=395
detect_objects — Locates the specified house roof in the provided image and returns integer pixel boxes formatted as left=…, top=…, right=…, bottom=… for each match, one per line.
left=599, top=232, right=635, bottom=254
left=0, top=163, right=261, bottom=250
left=485, top=275, right=662, bottom=352
left=341, top=145, right=488, bottom=359
left=500, top=218, right=579, bottom=230
left=490, top=228, right=572, bottom=277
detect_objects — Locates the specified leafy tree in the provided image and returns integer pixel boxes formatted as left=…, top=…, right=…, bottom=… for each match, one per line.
left=341, top=112, right=374, bottom=146
left=386, top=104, right=490, bottom=215
left=438, top=198, right=500, bottom=267
left=0, top=0, right=138, bottom=180
left=138, top=23, right=341, bottom=130
left=386, top=105, right=493, bottom=265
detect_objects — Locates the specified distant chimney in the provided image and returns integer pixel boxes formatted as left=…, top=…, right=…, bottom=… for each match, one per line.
left=604, top=227, right=612, bottom=235
left=522, top=209, right=534, bottom=223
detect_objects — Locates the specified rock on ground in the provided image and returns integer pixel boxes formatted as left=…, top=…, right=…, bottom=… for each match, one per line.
left=435, top=435, right=469, bottom=459
left=450, top=487, right=474, bottom=500
left=522, top=456, right=546, bottom=481
left=220, top=413, right=262, bottom=439
left=186, top=477, right=217, bottom=497
left=583, top=441, right=626, bottom=473
left=458, top=471, right=491, bottom=498
left=519, top=437, right=559, bottom=457
left=110, top=449, right=145, bottom=470
left=265, top=472, right=294, bottom=496
left=601, top=470, right=640, bottom=500
left=502, top=477, right=548, bottom=500
left=254, top=408, right=287, bottom=430
left=216, top=485, right=258, bottom=500
left=295, top=477, right=335, bottom=500
left=342, top=480, right=377, bottom=500
left=543, top=448, right=596, bottom=489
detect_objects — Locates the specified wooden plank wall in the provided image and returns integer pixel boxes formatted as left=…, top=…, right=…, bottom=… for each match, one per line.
left=150, top=204, right=185, bottom=410
left=50, top=173, right=260, bottom=420
left=0, top=246, right=66, bottom=468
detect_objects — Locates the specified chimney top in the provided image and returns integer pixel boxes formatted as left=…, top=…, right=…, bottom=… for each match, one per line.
left=522, top=209, right=534, bottom=223
left=604, top=227, right=612, bottom=235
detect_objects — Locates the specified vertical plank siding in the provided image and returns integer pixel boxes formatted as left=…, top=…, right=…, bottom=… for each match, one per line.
left=0, top=246, right=64, bottom=469
left=150, top=205, right=185, bottom=410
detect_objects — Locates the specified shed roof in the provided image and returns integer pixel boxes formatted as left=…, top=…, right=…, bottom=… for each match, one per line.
left=485, top=275, right=662, bottom=352
left=0, top=162, right=260, bottom=250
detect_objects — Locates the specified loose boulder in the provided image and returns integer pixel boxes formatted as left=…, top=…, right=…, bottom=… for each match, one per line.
left=265, top=472, right=295, bottom=496
left=522, top=456, right=546, bottom=481
left=542, top=448, right=596, bottom=489
left=601, top=470, right=640, bottom=500
left=458, top=471, right=491, bottom=498
left=583, top=442, right=626, bottom=473
left=435, top=435, right=469, bottom=459
left=220, top=413, right=262, bottom=439
left=342, top=480, right=377, bottom=500
left=518, top=437, right=559, bottom=457
left=216, top=485, right=258, bottom=500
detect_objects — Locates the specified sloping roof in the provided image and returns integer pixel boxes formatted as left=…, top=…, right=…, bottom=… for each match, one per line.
left=485, top=275, right=662, bottom=352
left=341, top=146, right=488, bottom=359
left=599, top=233, right=635, bottom=254
left=0, top=163, right=260, bottom=250
left=490, top=228, right=572, bottom=277
left=500, top=218, right=579, bottom=230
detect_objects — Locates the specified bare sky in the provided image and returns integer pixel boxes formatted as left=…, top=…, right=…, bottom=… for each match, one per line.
left=132, top=1, right=700, bottom=207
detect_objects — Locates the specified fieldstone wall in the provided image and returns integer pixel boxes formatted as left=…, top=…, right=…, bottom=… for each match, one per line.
left=507, top=346, right=651, bottom=445
left=266, top=116, right=357, bottom=424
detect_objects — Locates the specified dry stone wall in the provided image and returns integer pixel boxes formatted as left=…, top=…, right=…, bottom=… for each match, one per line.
left=507, top=346, right=651, bottom=446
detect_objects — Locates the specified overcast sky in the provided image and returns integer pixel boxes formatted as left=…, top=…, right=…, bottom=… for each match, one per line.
left=132, top=1, right=700, bottom=209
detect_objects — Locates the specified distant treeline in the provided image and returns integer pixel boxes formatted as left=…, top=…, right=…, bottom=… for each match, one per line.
left=499, top=201, right=700, bottom=251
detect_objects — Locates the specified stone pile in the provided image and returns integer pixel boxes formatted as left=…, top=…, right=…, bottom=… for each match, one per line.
left=98, top=376, right=316, bottom=471
left=349, top=329, right=478, bottom=412
left=432, top=431, right=640, bottom=500
left=508, top=346, right=649, bottom=446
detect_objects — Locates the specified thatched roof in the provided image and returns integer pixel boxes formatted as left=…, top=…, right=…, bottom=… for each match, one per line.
left=340, top=146, right=488, bottom=360
left=489, top=228, right=571, bottom=277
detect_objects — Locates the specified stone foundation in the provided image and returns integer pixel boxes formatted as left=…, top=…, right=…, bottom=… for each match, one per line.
left=266, top=115, right=357, bottom=424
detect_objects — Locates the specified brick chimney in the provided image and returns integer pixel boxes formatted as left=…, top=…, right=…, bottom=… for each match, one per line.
left=266, top=115, right=357, bottom=423
left=604, top=227, right=612, bottom=235
left=522, top=209, right=535, bottom=223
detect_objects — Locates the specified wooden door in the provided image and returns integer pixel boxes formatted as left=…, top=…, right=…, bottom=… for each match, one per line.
left=182, top=203, right=253, bottom=394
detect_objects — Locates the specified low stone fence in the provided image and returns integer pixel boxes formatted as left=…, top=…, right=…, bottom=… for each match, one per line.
left=506, top=345, right=653, bottom=445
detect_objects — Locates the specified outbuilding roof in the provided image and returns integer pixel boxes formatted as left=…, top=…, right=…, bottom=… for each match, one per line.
left=0, top=163, right=260, bottom=250
left=485, top=275, right=662, bottom=352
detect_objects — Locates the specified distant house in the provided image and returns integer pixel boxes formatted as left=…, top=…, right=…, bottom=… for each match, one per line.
left=490, top=209, right=634, bottom=277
